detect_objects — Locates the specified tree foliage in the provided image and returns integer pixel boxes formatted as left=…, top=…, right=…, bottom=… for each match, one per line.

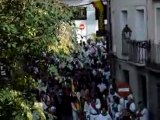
left=0, top=0, right=76, bottom=119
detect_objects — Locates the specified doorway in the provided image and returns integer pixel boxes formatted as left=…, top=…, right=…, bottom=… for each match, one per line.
left=139, top=75, right=147, bottom=107
left=123, top=70, right=130, bottom=84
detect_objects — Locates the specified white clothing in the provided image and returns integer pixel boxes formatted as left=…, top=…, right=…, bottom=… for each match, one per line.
left=97, top=83, right=107, bottom=93
left=42, top=102, right=48, bottom=110
left=115, top=104, right=123, bottom=120
left=129, top=102, right=136, bottom=112
left=107, top=93, right=119, bottom=104
left=96, top=98, right=101, bottom=109
left=89, top=104, right=98, bottom=115
left=128, top=94, right=134, bottom=100
left=92, top=70, right=97, bottom=76
left=89, top=103, right=100, bottom=120
left=96, top=42, right=103, bottom=47
left=97, top=113, right=112, bottom=120
left=76, top=92, right=81, bottom=101
left=136, top=108, right=149, bottom=120
left=124, top=100, right=128, bottom=109
left=84, top=102, right=90, bottom=116
left=112, top=104, right=122, bottom=119
left=107, top=93, right=119, bottom=115
left=90, top=114, right=98, bottom=120
left=103, top=71, right=111, bottom=80
left=120, top=97, right=125, bottom=109
left=89, top=99, right=101, bottom=115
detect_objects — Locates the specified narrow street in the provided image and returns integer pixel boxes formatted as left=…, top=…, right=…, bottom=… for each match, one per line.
left=0, top=0, right=157, bottom=120
left=35, top=39, right=140, bottom=120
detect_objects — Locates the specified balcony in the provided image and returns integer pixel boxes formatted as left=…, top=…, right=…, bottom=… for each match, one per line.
left=128, top=40, right=149, bottom=65
left=153, top=0, right=160, bottom=1
left=147, top=43, right=160, bottom=71
left=122, top=40, right=150, bottom=66
left=121, top=25, right=150, bottom=66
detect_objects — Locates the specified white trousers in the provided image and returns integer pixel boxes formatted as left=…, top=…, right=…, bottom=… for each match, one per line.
left=90, top=114, right=98, bottom=120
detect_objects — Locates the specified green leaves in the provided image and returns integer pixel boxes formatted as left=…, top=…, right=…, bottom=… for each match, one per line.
left=0, top=88, right=46, bottom=120
left=0, top=0, right=76, bottom=119
left=48, top=64, right=58, bottom=76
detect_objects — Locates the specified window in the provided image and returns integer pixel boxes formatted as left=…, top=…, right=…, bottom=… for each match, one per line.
left=156, top=8, right=160, bottom=43
left=139, top=75, right=147, bottom=107
left=121, top=10, right=128, bottom=30
left=121, top=10, right=128, bottom=55
left=123, top=70, right=130, bottom=83
left=135, top=9, right=145, bottom=41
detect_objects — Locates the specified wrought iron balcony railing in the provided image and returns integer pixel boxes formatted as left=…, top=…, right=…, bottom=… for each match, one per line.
left=122, top=38, right=129, bottom=56
left=147, top=43, right=160, bottom=70
left=128, top=40, right=149, bottom=64
left=122, top=39, right=150, bottom=65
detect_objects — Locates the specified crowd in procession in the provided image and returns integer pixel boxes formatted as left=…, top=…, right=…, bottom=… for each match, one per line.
left=30, top=39, right=149, bottom=120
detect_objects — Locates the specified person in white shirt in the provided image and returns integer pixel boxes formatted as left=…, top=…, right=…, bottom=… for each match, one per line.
left=127, top=94, right=136, bottom=112
left=97, top=107, right=112, bottom=120
left=111, top=96, right=122, bottom=120
left=103, top=66, right=111, bottom=81
left=126, top=94, right=136, bottom=119
left=136, top=101, right=149, bottom=120
left=119, top=97, right=125, bottom=110
left=97, top=81, right=107, bottom=93
left=107, top=89, right=119, bottom=115
left=84, top=97, right=91, bottom=120
left=89, top=95, right=101, bottom=120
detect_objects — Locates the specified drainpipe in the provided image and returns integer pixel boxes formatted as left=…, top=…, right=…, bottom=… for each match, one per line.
left=107, top=0, right=112, bottom=53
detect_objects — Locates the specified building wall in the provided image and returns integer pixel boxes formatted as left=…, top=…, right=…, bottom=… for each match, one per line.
left=111, top=0, right=147, bottom=59
left=147, top=73, right=160, bottom=120
left=111, top=0, right=148, bottom=105
left=111, top=0, right=160, bottom=119
left=146, top=1, right=160, bottom=120
left=115, top=59, right=146, bottom=103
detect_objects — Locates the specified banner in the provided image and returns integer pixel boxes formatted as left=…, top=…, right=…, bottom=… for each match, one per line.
left=92, top=0, right=105, bottom=35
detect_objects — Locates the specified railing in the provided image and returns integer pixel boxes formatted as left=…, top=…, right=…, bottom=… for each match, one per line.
left=122, top=38, right=129, bottom=56
left=147, top=43, right=160, bottom=70
left=153, top=0, right=160, bottom=1
left=127, top=40, right=150, bottom=64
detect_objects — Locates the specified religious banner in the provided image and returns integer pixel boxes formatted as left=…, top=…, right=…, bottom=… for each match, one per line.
left=92, top=0, right=106, bottom=36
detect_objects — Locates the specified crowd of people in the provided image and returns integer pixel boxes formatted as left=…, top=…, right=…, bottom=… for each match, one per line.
left=31, top=39, right=148, bottom=120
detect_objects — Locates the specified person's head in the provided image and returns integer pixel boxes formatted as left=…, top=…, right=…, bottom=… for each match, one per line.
left=87, top=39, right=91, bottom=45
left=110, top=89, right=115, bottom=95
left=86, top=96, right=91, bottom=103
left=83, top=41, right=86, bottom=46
left=94, top=93, right=98, bottom=99
left=79, top=40, right=83, bottom=46
left=127, top=94, right=134, bottom=101
left=90, top=96, right=96, bottom=104
left=101, top=107, right=108, bottom=115
left=49, top=106, right=56, bottom=114
left=114, top=96, right=120, bottom=104
left=83, top=84, right=86, bottom=89
left=77, top=92, right=81, bottom=101
left=102, top=94, right=106, bottom=99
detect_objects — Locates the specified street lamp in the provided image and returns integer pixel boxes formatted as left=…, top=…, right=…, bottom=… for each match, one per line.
left=122, top=24, right=132, bottom=56
left=122, top=24, right=132, bottom=40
